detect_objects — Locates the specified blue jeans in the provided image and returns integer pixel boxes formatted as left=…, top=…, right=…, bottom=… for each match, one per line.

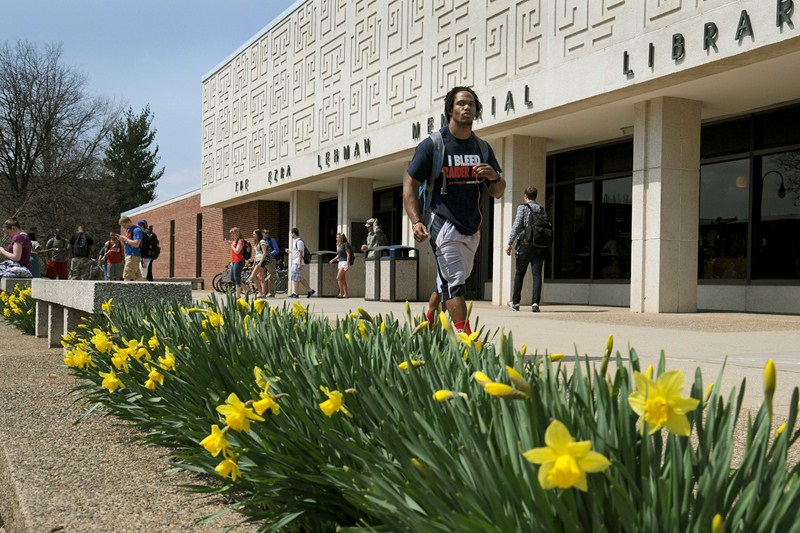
left=230, top=261, right=244, bottom=286
left=511, top=245, right=547, bottom=305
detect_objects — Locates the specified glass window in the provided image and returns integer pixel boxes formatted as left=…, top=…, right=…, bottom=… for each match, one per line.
left=752, top=152, right=800, bottom=279
left=595, top=177, right=632, bottom=279
left=700, top=119, right=749, bottom=159
left=597, top=142, right=633, bottom=175
left=698, top=160, right=749, bottom=279
left=554, top=182, right=593, bottom=279
left=555, top=149, right=593, bottom=183
left=755, top=107, right=800, bottom=150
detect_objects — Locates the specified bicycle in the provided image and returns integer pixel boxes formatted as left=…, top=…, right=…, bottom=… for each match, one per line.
left=271, top=259, right=288, bottom=294
left=212, top=261, right=257, bottom=296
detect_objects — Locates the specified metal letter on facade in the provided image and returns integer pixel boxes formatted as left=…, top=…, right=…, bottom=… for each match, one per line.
left=735, top=10, right=754, bottom=41
left=672, top=33, right=686, bottom=60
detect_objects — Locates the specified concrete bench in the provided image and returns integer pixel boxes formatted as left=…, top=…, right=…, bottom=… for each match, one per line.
left=0, top=277, right=32, bottom=294
left=31, top=280, right=192, bottom=348
left=154, top=277, right=205, bottom=290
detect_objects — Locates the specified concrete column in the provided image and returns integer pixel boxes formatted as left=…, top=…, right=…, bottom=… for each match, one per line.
left=289, top=190, right=320, bottom=252
left=631, top=97, right=701, bottom=313
left=337, top=177, right=373, bottom=235
left=492, top=135, right=548, bottom=306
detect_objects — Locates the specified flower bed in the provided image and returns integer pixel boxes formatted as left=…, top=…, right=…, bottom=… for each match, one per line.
left=62, top=296, right=800, bottom=532
left=0, top=283, right=35, bottom=335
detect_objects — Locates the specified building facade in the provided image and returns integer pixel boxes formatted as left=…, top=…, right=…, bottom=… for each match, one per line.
left=190, top=0, right=800, bottom=313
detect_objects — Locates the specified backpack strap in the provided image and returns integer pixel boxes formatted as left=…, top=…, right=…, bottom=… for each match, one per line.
left=418, top=130, right=445, bottom=224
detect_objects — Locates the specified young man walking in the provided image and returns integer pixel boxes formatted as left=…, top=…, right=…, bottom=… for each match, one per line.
left=117, top=216, right=143, bottom=281
left=402, top=86, right=505, bottom=334
left=284, top=228, right=314, bottom=298
left=506, top=186, right=548, bottom=312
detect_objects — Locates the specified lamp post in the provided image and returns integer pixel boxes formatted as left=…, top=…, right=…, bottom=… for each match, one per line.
left=761, top=170, right=786, bottom=199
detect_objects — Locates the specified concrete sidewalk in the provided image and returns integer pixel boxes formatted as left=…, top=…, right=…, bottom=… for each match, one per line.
left=226, top=292, right=800, bottom=417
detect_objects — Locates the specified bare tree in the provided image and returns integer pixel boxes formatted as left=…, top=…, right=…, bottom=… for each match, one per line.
left=0, top=40, right=119, bottom=230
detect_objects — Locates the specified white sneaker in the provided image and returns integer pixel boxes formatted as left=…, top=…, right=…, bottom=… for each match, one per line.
left=507, top=301, right=519, bottom=311
left=531, top=304, right=540, bottom=313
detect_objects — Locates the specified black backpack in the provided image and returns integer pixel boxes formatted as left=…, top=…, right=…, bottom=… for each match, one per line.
left=523, top=204, right=553, bottom=248
left=73, top=233, right=89, bottom=257
left=243, top=239, right=252, bottom=260
left=347, top=244, right=356, bottom=266
left=302, top=244, right=311, bottom=264
left=147, top=232, right=160, bottom=259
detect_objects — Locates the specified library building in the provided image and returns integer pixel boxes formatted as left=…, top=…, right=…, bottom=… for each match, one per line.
left=130, top=0, right=800, bottom=314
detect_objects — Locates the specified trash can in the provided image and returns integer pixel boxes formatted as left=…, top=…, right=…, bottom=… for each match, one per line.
left=364, top=246, right=388, bottom=301
left=308, top=251, right=339, bottom=297
left=379, top=246, right=419, bottom=302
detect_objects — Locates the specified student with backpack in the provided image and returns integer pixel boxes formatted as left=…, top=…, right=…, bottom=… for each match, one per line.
left=403, top=86, right=504, bottom=335
left=262, top=228, right=280, bottom=297
left=68, top=225, right=94, bottom=280
left=505, top=186, right=552, bottom=313
left=284, top=227, right=314, bottom=298
left=117, top=216, right=144, bottom=281
left=328, top=232, right=353, bottom=298
left=137, top=221, right=160, bottom=281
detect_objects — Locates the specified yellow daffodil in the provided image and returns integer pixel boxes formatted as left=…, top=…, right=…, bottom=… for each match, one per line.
left=522, top=420, right=611, bottom=491
left=319, top=386, right=352, bottom=417
left=101, top=298, right=113, bottom=313
left=765, top=359, right=776, bottom=421
left=484, top=382, right=529, bottom=400
left=357, top=306, right=373, bottom=322
left=99, top=370, right=125, bottom=393
left=216, top=393, right=265, bottom=431
left=505, top=366, right=531, bottom=394
left=410, top=321, right=428, bottom=336
left=380, top=321, right=386, bottom=334
left=253, top=366, right=268, bottom=389
left=776, top=423, right=787, bottom=437
left=644, top=365, right=654, bottom=379
left=144, top=365, right=164, bottom=390
left=549, top=353, right=565, bottom=362
left=439, top=311, right=449, bottom=331
left=215, top=457, right=240, bottom=481
left=110, top=351, right=130, bottom=374
left=91, top=329, right=114, bottom=353
left=432, top=389, right=466, bottom=402
left=237, top=298, right=250, bottom=310
left=703, top=383, right=715, bottom=405
left=458, top=330, right=483, bottom=351
left=712, top=514, right=724, bottom=533
left=473, top=371, right=492, bottom=387
left=253, top=383, right=281, bottom=416
left=148, top=334, right=159, bottom=350
left=200, top=331, right=209, bottom=342
left=519, top=343, right=528, bottom=356
left=158, top=348, right=176, bottom=371
left=253, top=299, right=267, bottom=314
left=200, top=424, right=230, bottom=457
left=292, top=301, right=307, bottom=318
left=64, top=348, right=93, bottom=369
left=398, top=359, right=425, bottom=370
left=628, top=370, right=700, bottom=436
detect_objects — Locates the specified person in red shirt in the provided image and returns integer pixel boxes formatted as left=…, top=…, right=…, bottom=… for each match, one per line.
left=229, top=227, right=245, bottom=299
left=102, top=232, right=124, bottom=280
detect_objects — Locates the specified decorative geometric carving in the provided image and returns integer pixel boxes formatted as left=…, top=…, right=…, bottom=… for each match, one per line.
left=293, top=54, right=316, bottom=104
left=232, top=140, right=247, bottom=177
left=352, top=9, right=380, bottom=74
left=232, top=96, right=248, bottom=136
left=250, top=130, right=266, bottom=170
left=320, top=35, right=346, bottom=90
left=320, top=0, right=347, bottom=35
left=555, top=0, right=625, bottom=57
left=644, top=0, right=683, bottom=24
left=271, top=69, right=289, bottom=115
left=292, top=105, right=315, bottom=153
left=293, top=2, right=317, bottom=53
left=202, top=152, right=214, bottom=186
left=233, top=52, right=249, bottom=96
left=434, top=0, right=471, bottom=34
left=250, top=82, right=268, bottom=127
left=485, top=9, right=510, bottom=82
left=517, top=0, right=543, bottom=72
left=387, top=54, right=423, bottom=118
left=387, top=0, right=425, bottom=55
left=434, top=30, right=476, bottom=95
left=365, top=72, right=381, bottom=126
left=271, top=20, right=291, bottom=71
left=319, top=91, right=345, bottom=143
left=268, top=117, right=291, bottom=162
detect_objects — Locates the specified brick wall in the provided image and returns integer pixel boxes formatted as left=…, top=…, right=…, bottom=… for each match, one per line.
left=130, top=193, right=289, bottom=288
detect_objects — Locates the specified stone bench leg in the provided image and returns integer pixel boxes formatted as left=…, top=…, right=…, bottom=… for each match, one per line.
left=35, top=300, right=48, bottom=339
left=47, top=303, right=65, bottom=348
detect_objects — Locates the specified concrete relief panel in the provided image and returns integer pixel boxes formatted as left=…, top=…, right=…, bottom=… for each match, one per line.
left=251, top=83, right=267, bottom=127
left=233, top=53, right=249, bottom=96
left=202, top=152, right=213, bottom=187
left=218, top=106, right=230, bottom=143
left=434, top=0, right=470, bottom=34
left=485, top=8, right=510, bottom=82
left=272, top=69, right=289, bottom=115
left=220, top=146, right=229, bottom=182
left=293, top=105, right=315, bottom=153
left=434, top=30, right=476, bottom=94
left=321, top=35, right=347, bottom=91
left=251, top=130, right=267, bottom=170
left=320, top=0, right=347, bottom=35
left=202, top=118, right=215, bottom=152
left=348, top=73, right=380, bottom=133
left=268, top=117, right=291, bottom=162
left=319, top=92, right=345, bottom=143
left=293, top=2, right=317, bottom=54
left=252, top=36, right=270, bottom=80
left=271, top=21, right=291, bottom=71
left=556, top=0, right=625, bottom=57
left=293, top=54, right=316, bottom=104
left=232, top=140, right=247, bottom=177
left=217, top=67, right=232, bottom=108
left=232, top=96, right=248, bottom=136
left=387, top=54, right=424, bottom=118
left=387, top=0, right=425, bottom=55
left=645, top=0, right=728, bottom=28
left=366, top=72, right=381, bottom=126
left=352, top=10, right=381, bottom=74
left=517, top=0, right=543, bottom=73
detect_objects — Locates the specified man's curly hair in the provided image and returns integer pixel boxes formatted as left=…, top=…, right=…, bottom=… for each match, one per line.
left=443, top=86, right=482, bottom=121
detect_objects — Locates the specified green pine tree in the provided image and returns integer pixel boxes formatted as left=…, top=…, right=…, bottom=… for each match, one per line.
left=101, top=105, right=165, bottom=217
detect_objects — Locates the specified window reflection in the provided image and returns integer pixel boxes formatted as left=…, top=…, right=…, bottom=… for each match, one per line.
left=698, top=160, right=749, bottom=279
left=555, top=182, right=593, bottom=279
left=753, top=152, right=800, bottom=279
left=596, top=177, right=632, bottom=279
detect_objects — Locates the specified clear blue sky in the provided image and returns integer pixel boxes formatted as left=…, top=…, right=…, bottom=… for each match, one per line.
left=1, top=0, right=298, bottom=202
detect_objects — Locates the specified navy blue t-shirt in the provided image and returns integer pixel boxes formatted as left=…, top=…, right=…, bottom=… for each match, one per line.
left=407, top=127, right=502, bottom=235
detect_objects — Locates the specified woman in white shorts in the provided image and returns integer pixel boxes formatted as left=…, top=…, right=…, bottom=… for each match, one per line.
left=328, top=233, right=353, bottom=298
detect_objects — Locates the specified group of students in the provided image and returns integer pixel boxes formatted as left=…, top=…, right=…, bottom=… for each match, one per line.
left=227, top=226, right=283, bottom=299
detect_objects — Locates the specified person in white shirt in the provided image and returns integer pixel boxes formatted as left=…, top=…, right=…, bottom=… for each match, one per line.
left=284, top=227, right=314, bottom=298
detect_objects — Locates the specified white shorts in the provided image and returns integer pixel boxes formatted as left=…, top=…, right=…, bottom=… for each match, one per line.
left=429, top=214, right=479, bottom=301
left=338, top=260, right=348, bottom=270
